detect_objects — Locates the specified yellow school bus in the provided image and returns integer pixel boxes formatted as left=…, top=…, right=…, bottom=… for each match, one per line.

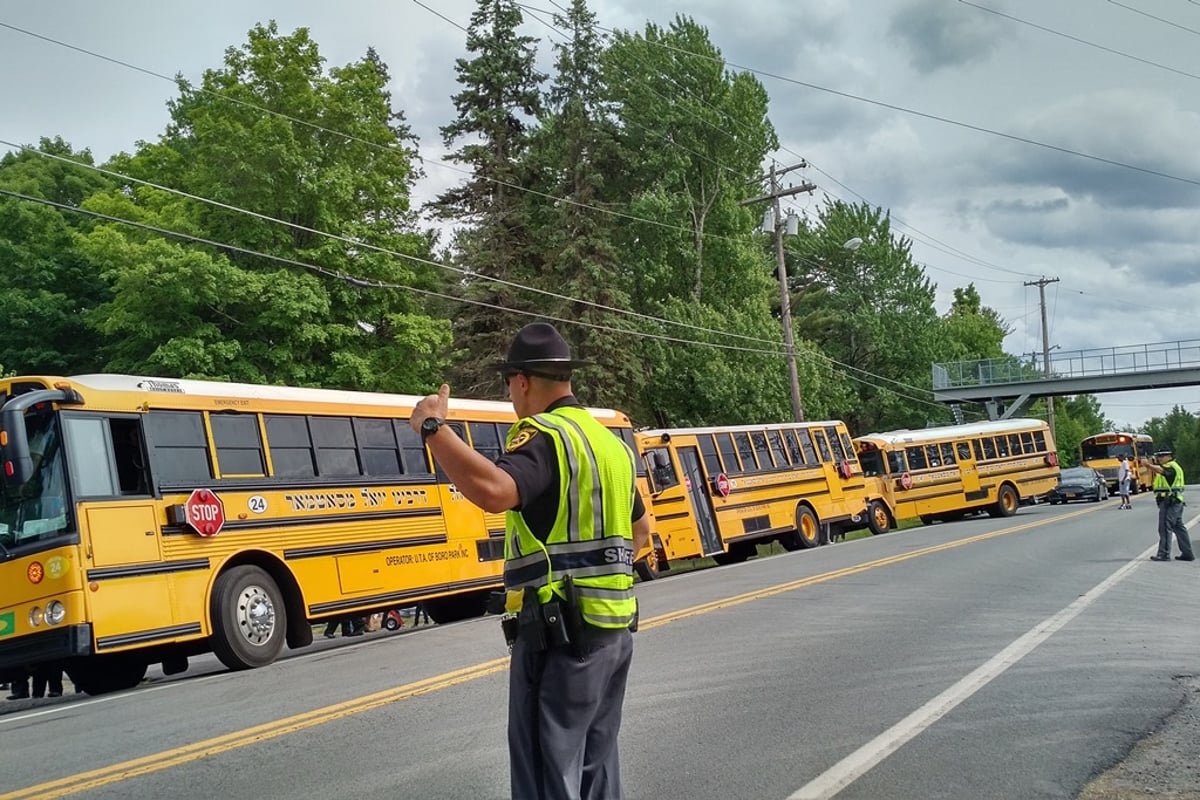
left=0, top=374, right=638, bottom=694
left=1079, top=432, right=1154, bottom=493
left=633, top=421, right=868, bottom=571
left=852, top=418, right=1060, bottom=531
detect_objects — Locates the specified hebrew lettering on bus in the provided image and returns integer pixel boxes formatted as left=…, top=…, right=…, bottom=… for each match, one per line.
left=283, top=491, right=359, bottom=512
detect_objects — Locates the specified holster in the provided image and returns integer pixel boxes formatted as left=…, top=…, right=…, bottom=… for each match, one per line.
left=515, top=586, right=547, bottom=651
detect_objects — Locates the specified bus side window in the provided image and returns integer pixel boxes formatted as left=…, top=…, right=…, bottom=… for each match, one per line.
left=840, top=433, right=858, bottom=462
left=65, top=416, right=120, bottom=497
left=956, top=442, right=972, bottom=461
left=925, top=445, right=940, bottom=468
left=973, top=439, right=985, bottom=461
left=734, top=433, right=758, bottom=472
left=698, top=434, right=723, bottom=476
left=265, top=415, right=316, bottom=478
left=147, top=410, right=214, bottom=484
left=647, top=448, right=679, bottom=491
left=110, top=418, right=150, bottom=494
left=825, top=427, right=848, bottom=463
left=468, top=422, right=502, bottom=463
left=940, top=442, right=957, bottom=465
left=1033, top=431, right=1047, bottom=452
left=767, top=430, right=789, bottom=468
left=995, top=436, right=1009, bottom=458
left=981, top=438, right=997, bottom=460
left=355, top=417, right=403, bottom=476
left=784, top=430, right=805, bottom=465
left=716, top=433, right=741, bottom=474
left=795, top=428, right=818, bottom=465
left=1008, top=434, right=1023, bottom=455
left=888, top=451, right=907, bottom=474
left=811, top=430, right=833, bottom=463
left=396, top=421, right=433, bottom=475
left=906, top=446, right=927, bottom=470
left=1020, top=432, right=1034, bottom=452
left=751, top=431, right=773, bottom=470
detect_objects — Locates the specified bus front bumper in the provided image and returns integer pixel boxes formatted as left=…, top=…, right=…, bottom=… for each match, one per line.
left=0, top=624, right=92, bottom=670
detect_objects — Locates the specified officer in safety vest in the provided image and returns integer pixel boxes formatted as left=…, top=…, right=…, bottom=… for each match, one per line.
left=411, top=322, right=651, bottom=800
left=1142, top=448, right=1193, bottom=562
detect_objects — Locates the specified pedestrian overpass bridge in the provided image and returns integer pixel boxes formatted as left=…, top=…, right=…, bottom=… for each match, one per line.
left=932, top=339, right=1200, bottom=420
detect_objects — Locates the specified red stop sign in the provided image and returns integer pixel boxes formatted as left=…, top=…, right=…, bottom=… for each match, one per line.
left=713, top=473, right=731, bottom=498
left=185, top=489, right=226, bottom=537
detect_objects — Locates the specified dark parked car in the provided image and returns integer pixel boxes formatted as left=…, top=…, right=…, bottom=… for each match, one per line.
left=1048, top=467, right=1109, bottom=504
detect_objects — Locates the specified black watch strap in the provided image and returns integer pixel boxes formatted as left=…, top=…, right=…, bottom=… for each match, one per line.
left=421, top=417, right=445, bottom=441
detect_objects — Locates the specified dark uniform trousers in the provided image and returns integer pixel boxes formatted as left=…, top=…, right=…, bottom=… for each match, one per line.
left=1157, top=500, right=1194, bottom=559
left=509, top=627, right=634, bottom=800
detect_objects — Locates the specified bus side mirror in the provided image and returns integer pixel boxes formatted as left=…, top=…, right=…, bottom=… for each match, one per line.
left=1, top=407, right=34, bottom=485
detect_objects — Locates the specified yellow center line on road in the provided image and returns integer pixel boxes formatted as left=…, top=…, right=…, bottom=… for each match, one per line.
left=640, top=504, right=1099, bottom=630
left=3, top=504, right=1100, bottom=800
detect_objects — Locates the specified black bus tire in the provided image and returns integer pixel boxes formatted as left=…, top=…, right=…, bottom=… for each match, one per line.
left=210, top=565, right=287, bottom=671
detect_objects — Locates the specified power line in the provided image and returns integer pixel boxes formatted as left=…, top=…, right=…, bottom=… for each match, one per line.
left=1107, top=0, right=1200, bottom=37
left=0, top=185, right=976, bottom=416
left=511, top=2, right=1200, bottom=188
left=0, top=139, right=786, bottom=351
left=959, top=0, right=1200, bottom=82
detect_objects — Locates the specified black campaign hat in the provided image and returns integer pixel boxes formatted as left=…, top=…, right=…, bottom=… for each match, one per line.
left=1154, top=448, right=1174, bottom=457
left=492, top=323, right=590, bottom=374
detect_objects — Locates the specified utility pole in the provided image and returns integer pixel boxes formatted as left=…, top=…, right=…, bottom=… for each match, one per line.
left=1025, top=276, right=1060, bottom=440
left=741, top=161, right=816, bottom=422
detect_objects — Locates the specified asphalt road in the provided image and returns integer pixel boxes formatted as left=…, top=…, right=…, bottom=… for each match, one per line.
left=3, top=493, right=1199, bottom=800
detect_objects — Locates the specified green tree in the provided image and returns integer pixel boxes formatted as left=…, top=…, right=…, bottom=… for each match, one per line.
left=434, top=0, right=547, bottom=397
left=1050, top=395, right=1111, bottom=466
left=600, top=16, right=807, bottom=425
left=523, top=0, right=643, bottom=410
left=788, top=200, right=945, bottom=433
left=939, top=284, right=1010, bottom=361
left=1142, top=406, right=1200, bottom=478
left=86, top=23, right=446, bottom=390
left=0, top=137, right=115, bottom=375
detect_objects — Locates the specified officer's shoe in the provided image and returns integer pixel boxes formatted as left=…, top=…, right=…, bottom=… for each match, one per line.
left=1174, top=555, right=1195, bottom=561
left=1150, top=555, right=1171, bottom=562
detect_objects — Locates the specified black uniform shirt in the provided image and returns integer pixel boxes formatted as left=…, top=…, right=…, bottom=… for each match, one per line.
left=1161, top=465, right=1179, bottom=487
left=494, top=396, right=645, bottom=541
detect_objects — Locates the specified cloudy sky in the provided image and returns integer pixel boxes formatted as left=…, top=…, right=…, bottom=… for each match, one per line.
left=2, top=0, right=1198, bottom=428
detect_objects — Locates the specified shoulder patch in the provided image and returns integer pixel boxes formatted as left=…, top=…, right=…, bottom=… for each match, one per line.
left=506, top=428, right=539, bottom=452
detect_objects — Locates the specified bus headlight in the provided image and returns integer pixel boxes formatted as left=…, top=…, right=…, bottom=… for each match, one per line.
left=45, top=600, right=66, bottom=626
left=29, top=606, right=44, bottom=627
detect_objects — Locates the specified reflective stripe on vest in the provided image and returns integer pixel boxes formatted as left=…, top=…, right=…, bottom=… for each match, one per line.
left=502, top=406, right=637, bottom=629
left=1152, top=460, right=1185, bottom=501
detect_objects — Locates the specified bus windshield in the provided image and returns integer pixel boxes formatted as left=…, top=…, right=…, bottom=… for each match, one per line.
left=0, top=410, right=71, bottom=549
left=858, top=448, right=887, bottom=477
left=1080, top=442, right=1133, bottom=461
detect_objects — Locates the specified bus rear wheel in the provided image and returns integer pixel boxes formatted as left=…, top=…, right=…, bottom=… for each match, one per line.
left=780, top=505, right=820, bottom=550
left=988, top=484, right=1019, bottom=518
left=423, top=590, right=489, bottom=624
left=635, top=548, right=664, bottom=581
left=211, top=565, right=287, bottom=671
left=67, top=655, right=148, bottom=696
left=712, top=542, right=755, bottom=565
left=867, top=501, right=892, bottom=535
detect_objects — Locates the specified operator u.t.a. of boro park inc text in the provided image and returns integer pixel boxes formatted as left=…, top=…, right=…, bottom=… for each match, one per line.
left=409, top=322, right=652, bottom=800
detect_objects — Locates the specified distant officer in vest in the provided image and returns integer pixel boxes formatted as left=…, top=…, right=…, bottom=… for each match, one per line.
left=1143, top=448, right=1193, bottom=562
left=410, top=322, right=651, bottom=800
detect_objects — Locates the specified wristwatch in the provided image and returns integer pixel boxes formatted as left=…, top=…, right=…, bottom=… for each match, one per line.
left=420, top=417, right=445, bottom=442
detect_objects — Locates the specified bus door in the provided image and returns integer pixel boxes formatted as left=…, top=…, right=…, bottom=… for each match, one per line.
left=65, top=415, right=176, bottom=648
left=676, top=447, right=723, bottom=556
left=954, top=441, right=982, bottom=497
left=811, top=429, right=844, bottom=501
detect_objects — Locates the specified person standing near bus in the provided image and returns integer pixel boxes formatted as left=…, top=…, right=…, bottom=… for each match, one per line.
left=411, top=322, right=651, bottom=800
left=1117, top=456, right=1132, bottom=510
left=1143, top=448, right=1193, bottom=562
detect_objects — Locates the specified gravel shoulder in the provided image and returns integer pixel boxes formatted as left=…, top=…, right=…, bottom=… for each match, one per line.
left=1078, top=676, right=1200, bottom=800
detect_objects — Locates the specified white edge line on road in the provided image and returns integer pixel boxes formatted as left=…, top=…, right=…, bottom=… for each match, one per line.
left=786, top=510, right=1200, bottom=800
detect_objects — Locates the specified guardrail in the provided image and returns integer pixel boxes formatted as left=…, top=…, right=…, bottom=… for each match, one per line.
left=932, top=339, right=1200, bottom=390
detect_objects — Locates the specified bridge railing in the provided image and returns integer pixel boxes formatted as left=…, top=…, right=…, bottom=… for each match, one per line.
left=933, top=339, right=1200, bottom=390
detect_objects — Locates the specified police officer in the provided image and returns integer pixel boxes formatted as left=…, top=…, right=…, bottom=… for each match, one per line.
left=1143, top=448, right=1193, bottom=562
left=411, top=322, right=651, bottom=800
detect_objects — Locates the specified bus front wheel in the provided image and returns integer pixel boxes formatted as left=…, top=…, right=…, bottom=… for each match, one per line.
left=989, top=484, right=1019, bottom=518
left=210, top=565, right=287, bottom=671
left=635, top=549, right=664, bottom=581
left=67, top=655, right=148, bottom=696
left=867, top=501, right=892, bottom=535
